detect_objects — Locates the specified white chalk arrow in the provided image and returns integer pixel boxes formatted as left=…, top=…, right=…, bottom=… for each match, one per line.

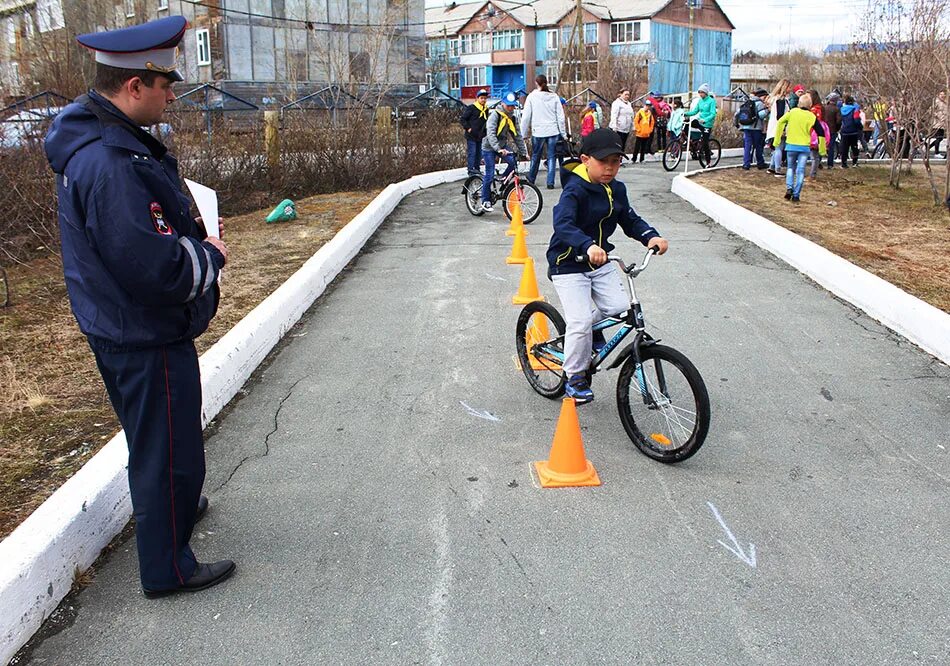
left=706, top=501, right=757, bottom=568
left=459, top=401, right=501, bottom=422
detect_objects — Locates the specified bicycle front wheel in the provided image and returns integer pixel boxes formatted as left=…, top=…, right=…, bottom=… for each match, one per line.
left=516, top=301, right=566, bottom=398
left=463, top=175, right=485, bottom=216
left=699, top=139, right=722, bottom=168
left=616, top=344, right=710, bottom=463
left=503, top=181, right=543, bottom=224
left=662, top=141, right=682, bottom=171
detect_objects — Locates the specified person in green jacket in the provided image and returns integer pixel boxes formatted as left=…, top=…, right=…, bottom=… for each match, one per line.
left=684, top=83, right=717, bottom=163
left=773, top=93, right=822, bottom=203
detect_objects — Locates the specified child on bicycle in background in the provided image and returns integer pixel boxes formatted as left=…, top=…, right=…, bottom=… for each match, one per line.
left=481, top=92, right=527, bottom=213
left=546, top=128, right=669, bottom=404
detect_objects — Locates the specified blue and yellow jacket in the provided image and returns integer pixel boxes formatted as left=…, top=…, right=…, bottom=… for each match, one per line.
left=546, top=160, right=660, bottom=275
left=45, top=91, right=223, bottom=350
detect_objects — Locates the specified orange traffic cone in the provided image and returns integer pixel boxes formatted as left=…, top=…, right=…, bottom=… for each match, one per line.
left=505, top=191, right=526, bottom=236
left=512, top=257, right=544, bottom=304
left=534, top=398, right=601, bottom=488
left=506, top=225, right=529, bottom=265
left=524, top=313, right=559, bottom=371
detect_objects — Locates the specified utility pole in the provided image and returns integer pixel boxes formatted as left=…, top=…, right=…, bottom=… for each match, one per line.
left=687, top=0, right=695, bottom=105
left=442, top=26, right=450, bottom=91
left=576, top=0, right=586, bottom=91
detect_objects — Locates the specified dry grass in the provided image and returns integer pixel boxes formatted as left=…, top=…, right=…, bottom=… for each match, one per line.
left=0, top=189, right=378, bottom=538
left=694, top=166, right=950, bottom=313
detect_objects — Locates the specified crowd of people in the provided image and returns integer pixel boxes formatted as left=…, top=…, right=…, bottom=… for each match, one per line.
left=460, top=75, right=950, bottom=210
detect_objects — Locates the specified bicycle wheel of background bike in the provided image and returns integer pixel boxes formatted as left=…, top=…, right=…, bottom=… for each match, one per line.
left=463, top=176, right=485, bottom=216
left=516, top=301, right=566, bottom=398
left=616, top=344, right=710, bottom=463
left=662, top=141, right=682, bottom=171
left=503, top=181, right=543, bottom=224
left=699, top=139, right=722, bottom=168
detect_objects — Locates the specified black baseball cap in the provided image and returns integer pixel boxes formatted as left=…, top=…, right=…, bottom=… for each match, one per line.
left=580, top=128, right=625, bottom=159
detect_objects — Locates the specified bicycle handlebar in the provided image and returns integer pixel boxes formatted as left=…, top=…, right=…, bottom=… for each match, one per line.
left=573, top=247, right=658, bottom=276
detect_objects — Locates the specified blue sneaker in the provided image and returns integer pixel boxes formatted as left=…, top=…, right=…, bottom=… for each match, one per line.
left=565, top=374, right=594, bottom=404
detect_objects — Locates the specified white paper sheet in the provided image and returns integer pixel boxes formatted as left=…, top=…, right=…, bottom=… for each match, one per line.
left=184, top=178, right=219, bottom=238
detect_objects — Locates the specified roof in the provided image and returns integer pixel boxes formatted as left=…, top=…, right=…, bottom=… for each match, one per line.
left=424, top=0, right=673, bottom=38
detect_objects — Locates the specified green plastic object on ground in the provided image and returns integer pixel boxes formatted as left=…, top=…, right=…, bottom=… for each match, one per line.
left=266, top=199, right=297, bottom=223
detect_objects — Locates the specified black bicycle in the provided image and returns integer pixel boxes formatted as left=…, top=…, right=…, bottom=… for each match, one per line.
left=662, top=123, right=721, bottom=171
left=515, top=249, right=711, bottom=463
left=462, top=166, right=543, bottom=223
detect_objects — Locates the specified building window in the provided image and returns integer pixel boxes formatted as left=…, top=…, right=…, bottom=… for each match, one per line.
left=125, top=0, right=136, bottom=18
left=425, top=41, right=430, bottom=58
left=449, top=38, right=460, bottom=57
left=546, top=29, right=558, bottom=51
left=464, top=65, right=486, bottom=87
left=196, top=28, right=211, bottom=65
left=449, top=71, right=460, bottom=90
left=459, top=32, right=488, bottom=54
left=426, top=72, right=433, bottom=88
left=5, top=17, right=16, bottom=45
left=158, top=0, right=169, bottom=10
left=491, top=29, right=522, bottom=51
left=584, top=22, right=598, bottom=44
left=610, top=21, right=644, bottom=44
left=544, top=63, right=558, bottom=85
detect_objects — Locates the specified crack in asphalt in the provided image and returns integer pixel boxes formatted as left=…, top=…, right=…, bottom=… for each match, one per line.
left=215, top=376, right=306, bottom=491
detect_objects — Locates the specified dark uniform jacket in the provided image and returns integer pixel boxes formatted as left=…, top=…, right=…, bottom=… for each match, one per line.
left=823, top=103, right=842, bottom=136
left=45, top=91, right=224, bottom=351
left=547, top=160, right=659, bottom=275
left=459, top=102, right=489, bottom=141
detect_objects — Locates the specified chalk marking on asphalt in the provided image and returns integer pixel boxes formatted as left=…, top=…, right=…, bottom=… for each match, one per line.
left=459, top=401, right=501, bottom=422
left=484, top=273, right=507, bottom=282
left=425, top=509, right=452, bottom=666
left=706, top=501, right=757, bottom=568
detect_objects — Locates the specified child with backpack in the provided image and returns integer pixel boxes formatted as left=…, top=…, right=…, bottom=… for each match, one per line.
left=735, top=88, right=770, bottom=170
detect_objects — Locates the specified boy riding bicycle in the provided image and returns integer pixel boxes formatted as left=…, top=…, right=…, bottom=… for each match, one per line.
left=546, top=128, right=669, bottom=404
left=481, top=92, right=527, bottom=212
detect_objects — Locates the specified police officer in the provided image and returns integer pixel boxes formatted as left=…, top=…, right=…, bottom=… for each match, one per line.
left=45, top=16, right=235, bottom=597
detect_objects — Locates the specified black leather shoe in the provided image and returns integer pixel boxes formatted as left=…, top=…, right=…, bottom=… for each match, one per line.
left=143, top=560, right=236, bottom=599
left=196, top=495, right=209, bottom=522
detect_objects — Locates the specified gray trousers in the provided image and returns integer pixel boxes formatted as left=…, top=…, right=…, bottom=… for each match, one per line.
left=551, top=262, right=629, bottom=376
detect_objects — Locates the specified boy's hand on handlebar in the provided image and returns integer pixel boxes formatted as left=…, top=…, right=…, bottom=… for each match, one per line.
left=647, top=237, right=669, bottom=255
left=587, top=244, right=608, bottom=266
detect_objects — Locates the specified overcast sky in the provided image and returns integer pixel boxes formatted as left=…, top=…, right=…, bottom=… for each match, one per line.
left=423, top=0, right=872, bottom=54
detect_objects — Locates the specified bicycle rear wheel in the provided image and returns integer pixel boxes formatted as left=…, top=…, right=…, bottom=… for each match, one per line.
left=662, top=141, right=682, bottom=171
left=463, top=175, right=485, bottom=216
left=699, top=139, right=722, bottom=168
left=616, top=344, right=710, bottom=463
left=503, top=181, right=543, bottom=224
left=516, top=301, right=566, bottom=398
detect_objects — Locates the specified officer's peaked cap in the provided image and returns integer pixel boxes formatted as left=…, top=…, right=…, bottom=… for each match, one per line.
left=77, top=16, right=187, bottom=82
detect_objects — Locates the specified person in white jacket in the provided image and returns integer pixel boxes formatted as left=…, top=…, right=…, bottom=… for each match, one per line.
left=609, top=88, right=634, bottom=160
left=521, top=74, right=567, bottom=189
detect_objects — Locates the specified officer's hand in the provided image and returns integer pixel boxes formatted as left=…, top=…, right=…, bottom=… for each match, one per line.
left=647, top=237, right=669, bottom=255
left=499, top=149, right=509, bottom=156
left=196, top=216, right=225, bottom=239
left=204, top=237, right=229, bottom=266
left=586, top=244, right=607, bottom=266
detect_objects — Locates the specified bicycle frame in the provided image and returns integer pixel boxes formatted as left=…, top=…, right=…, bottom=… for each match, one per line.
left=532, top=249, right=660, bottom=377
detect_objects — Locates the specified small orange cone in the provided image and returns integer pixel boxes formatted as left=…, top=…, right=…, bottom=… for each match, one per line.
left=505, top=191, right=526, bottom=236
left=506, top=225, right=529, bottom=265
left=524, top=314, right=559, bottom=371
left=511, top=257, right=544, bottom=304
left=534, top=398, right=601, bottom=488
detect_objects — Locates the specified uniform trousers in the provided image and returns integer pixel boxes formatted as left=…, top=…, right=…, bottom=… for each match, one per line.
left=92, top=339, right=204, bottom=591
left=552, top=263, right=629, bottom=376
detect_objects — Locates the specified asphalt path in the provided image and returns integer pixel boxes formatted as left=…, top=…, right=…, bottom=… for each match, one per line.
left=22, top=160, right=949, bottom=665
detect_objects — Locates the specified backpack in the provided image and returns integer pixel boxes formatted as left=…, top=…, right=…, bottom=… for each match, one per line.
left=737, top=99, right=757, bottom=126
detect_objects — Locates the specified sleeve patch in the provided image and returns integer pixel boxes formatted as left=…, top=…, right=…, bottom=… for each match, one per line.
left=150, top=202, right=174, bottom=235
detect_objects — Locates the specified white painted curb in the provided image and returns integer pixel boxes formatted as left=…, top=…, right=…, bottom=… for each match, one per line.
left=671, top=169, right=950, bottom=366
left=0, top=166, right=470, bottom=664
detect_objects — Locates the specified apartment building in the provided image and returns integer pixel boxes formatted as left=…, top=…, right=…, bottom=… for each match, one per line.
left=0, top=0, right=426, bottom=101
left=425, top=0, right=734, bottom=101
